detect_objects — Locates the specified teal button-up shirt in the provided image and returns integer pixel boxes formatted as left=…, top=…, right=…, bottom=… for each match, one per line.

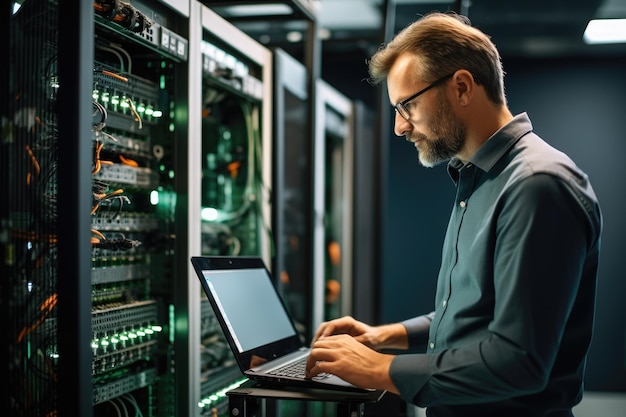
left=389, top=113, right=602, bottom=417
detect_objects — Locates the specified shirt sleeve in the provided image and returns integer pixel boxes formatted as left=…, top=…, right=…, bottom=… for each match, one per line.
left=401, top=312, right=434, bottom=348
left=389, top=173, right=599, bottom=406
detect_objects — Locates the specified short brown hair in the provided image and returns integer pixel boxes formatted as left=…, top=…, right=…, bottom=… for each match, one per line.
left=368, top=12, right=506, bottom=105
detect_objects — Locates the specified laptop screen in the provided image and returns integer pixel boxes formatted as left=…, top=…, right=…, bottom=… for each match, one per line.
left=201, top=268, right=297, bottom=353
left=192, top=256, right=306, bottom=372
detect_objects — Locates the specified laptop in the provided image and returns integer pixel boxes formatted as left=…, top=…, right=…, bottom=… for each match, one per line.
left=191, top=255, right=372, bottom=392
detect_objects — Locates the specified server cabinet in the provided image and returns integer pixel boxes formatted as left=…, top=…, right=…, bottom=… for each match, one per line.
left=313, top=80, right=355, bottom=328
left=4, top=0, right=191, bottom=416
left=199, top=2, right=321, bottom=348
left=272, top=48, right=314, bottom=342
left=194, top=5, right=274, bottom=416
left=89, top=1, right=190, bottom=416
left=3, top=1, right=90, bottom=415
left=351, top=101, right=380, bottom=326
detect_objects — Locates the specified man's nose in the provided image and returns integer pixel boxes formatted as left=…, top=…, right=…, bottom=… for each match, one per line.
left=393, top=112, right=411, bottom=137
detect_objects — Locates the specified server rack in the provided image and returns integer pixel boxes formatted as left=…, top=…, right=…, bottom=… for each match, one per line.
left=313, top=80, right=355, bottom=329
left=90, top=2, right=190, bottom=416
left=351, top=101, right=380, bottom=326
left=3, top=1, right=93, bottom=415
left=4, top=0, right=192, bottom=415
left=272, top=48, right=314, bottom=342
left=194, top=5, right=274, bottom=416
left=197, top=1, right=322, bottom=347
left=271, top=48, right=358, bottom=345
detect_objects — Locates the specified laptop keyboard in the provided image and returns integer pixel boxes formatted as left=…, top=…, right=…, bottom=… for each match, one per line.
left=268, top=358, right=330, bottom=380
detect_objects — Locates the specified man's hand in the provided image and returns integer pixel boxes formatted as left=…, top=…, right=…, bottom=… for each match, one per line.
left=312, top=315, right=409, bottom=351
left=305, top=334, right=399, bottom=394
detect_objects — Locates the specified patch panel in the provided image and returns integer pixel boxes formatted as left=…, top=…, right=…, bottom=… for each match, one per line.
left=93, top=164, right=159, bottom=188
left=92, top=300, right=158, bottom=335
left=93, top=367, right=158, bottom=405
left=96, top=132, right=153, bottom=159
left=93, top=63, right=160, bottom=106
left=92, top=213, right=159, bottom=232
left=92, top=325, right=162, bottom=374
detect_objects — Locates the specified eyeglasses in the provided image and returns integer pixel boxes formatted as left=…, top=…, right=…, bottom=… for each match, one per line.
left=394, top=73, right=455, bottom=121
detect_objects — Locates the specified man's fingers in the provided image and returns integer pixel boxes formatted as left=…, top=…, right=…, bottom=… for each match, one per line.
left=312, top=322, right=332, bottom=344
left=306, top=339, right=343, bottom=376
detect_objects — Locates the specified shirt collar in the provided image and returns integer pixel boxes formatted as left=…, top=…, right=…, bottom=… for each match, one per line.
left=447, top=112, right=534, bottom=182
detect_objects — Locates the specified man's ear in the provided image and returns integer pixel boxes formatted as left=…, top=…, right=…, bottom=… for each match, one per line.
left=452, top=70, right=475, bottom=106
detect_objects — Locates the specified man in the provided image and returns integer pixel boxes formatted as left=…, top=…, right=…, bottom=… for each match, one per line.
left=305, top=12, right=602, bottom=417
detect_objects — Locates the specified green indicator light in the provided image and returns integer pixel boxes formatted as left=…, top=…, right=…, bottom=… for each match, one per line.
left=128, top=332, right=137, bottom=339
left=110, top=337, right=119, bottom=343
left=101, top=339, right=109, bottom=346
left=137, top=330, right=146, bottom=337
left=91, top=342, right=99, bottom=349
left=169, top=304, right=175, bottom=343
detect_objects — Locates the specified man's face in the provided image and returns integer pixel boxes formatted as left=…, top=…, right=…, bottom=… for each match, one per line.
left=406, top=87, right=466, bottom=168
left=387, top=54, right=466, bottom=167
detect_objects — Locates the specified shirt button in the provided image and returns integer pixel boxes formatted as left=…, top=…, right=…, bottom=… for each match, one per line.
left=459, top=201, right=466, bottom=208
left=442, top=300, right=447, bottom=307
left=429, top=342, right=435, bottom=349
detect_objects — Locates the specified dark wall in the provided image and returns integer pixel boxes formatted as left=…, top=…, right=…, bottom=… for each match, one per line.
left=324, top=54, right=626, bottom=392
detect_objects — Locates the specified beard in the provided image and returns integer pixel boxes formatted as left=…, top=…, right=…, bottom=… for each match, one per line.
left=409, top=89, right=466, bottom=168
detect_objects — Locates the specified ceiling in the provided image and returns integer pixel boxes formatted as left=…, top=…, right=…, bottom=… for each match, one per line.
left=208, top=0, right=626, bottom=61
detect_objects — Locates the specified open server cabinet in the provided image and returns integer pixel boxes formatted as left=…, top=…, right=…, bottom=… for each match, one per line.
left=192, top=3, right=273, bottom=417
left=2, top=0, right=198, bottom=416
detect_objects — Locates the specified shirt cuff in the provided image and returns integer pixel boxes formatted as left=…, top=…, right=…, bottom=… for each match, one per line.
left=390, top=353, right=431, bottom=405
left=401, top=312, right=434, bottom=348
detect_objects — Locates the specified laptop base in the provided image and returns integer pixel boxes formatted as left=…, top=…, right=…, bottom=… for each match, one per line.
left=227, top=379, right=386, bottom=417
